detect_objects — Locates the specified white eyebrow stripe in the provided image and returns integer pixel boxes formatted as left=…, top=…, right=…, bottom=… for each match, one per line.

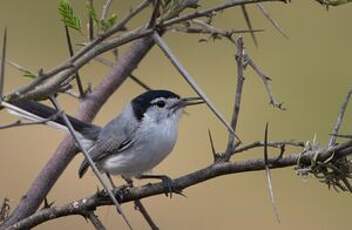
left=150, top=98, right=165, bottom=104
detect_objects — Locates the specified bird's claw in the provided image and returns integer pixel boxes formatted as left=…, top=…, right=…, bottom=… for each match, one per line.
left=114, top=184, right=131, bottom=202
left=159, top=176, right=184, bottom=198
left=96, top=184, right=130, bottom=202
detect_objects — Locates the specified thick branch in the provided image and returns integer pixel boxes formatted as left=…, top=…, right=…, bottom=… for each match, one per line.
left=1, top=35, right=156, bottom=228
left=10, top=139, right=352, bottom=229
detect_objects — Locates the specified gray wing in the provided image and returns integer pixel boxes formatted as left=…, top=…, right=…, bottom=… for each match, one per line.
left=78, top=109, right=139, bottom=178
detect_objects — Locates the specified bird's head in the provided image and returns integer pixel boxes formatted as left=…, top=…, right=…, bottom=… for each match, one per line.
left=131, top=90, right=204, bottom=124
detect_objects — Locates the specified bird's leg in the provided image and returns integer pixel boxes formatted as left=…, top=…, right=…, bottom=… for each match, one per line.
left=105, top=173, right=130, bottom=202
left=122, top=176, right=134, bottom=187
left=137, top=174, right=184, bottom=198
left=106, top=173, right=116, bottom=188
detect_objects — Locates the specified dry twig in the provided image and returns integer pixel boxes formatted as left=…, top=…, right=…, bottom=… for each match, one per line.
left=328, top=89, right=352, bottom=146
left=224, top=36, right=246, bottom=160
left=64, top=25, right=85, bottom=97
left=241, top=5, right=258, bottom=47
left=263, top=123, right=280, bottom=223
left=0, top=28, right=6, bottom=100
left=256, top=3, right=288, bottom=39
left=153, top=32, right=240, bottom=141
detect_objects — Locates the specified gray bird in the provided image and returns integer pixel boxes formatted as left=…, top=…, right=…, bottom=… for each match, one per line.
left=2, top=90, right=204, bottom=193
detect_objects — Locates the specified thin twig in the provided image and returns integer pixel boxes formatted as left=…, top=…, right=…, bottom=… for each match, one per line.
left=72, top=0, right=151, bottom=63
left=48, top=96, right=133, bottom=230
left=7, top=61, right=35, bottom=77
left=147, top=0, right=161, bottom=28
left=0, top=28, right=6, bottom=100
left=134, top=200, right=159, bottom=230
left=241, top=5, right=258, bottom=47
left=88, top=0, right=95, bottom=41
left=328, top=89, right=352, bottom=146
left=173, top=26, right=264, bottom=36
left=247, top=58, right=284, bottom=109
left=153, top=32, right=240, bottom=141
left=256, top=3, right=289, bottom=39
left=224, top=36, right=246, bottom=159
left=129, top=74, right=152, bottom=90
left=178, top=20, right=284, bottom=111
left=263, top=123, right=280, bottom=223
left=101, top=0, right=113, bottom=22
left=86, top=211, right=106, bottom=230
left=162, top=0, right=285, bottom=27
left=122, top=178, right=159, bottom=229
left=64, top=26, right=85, bottom=97
left=94, top=56, right=151, bottom=90
left=0, top=111, right=61, bottom=130
left=234, top=140, right=304, bottom=154
left=191, top=19, right=264, bottom=39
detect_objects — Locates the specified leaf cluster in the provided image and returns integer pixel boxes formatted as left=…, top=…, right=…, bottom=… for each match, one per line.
left=59, top=0, right=81, bottom=32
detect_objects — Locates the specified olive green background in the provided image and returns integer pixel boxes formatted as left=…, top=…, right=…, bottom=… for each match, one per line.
left=0, top=0, right=351, bottom=229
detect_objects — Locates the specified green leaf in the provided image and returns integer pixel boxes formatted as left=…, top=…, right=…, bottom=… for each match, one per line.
left=107, top=14, right=118, bottom=28
left=59, top=0, right=81, bottom=32
left=87, top=3, right=118, bottom=32
left=87, top=2, right=99, bottom=24
left=100, top=14, right=118, bottom=31
left=23, top=71, right=37, bottom=79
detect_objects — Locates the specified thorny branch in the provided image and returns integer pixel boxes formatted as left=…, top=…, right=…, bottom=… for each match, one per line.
left=185, top=20, right=284, bottom=109
left=5, top=0, right=284, bottom=101
left=224, top=36, right=246, bottom=160
left=1, top=0, right=351, bottom=229
left=8, top=137, right=352, bottom=229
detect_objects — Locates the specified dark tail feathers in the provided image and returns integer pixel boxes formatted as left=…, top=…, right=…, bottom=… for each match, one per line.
left=9, top=99, right=101, bottom=140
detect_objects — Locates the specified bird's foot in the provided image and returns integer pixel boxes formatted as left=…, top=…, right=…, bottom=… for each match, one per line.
left=138, top=174, right=185, bottom=198
left=113, top=184, right=132, bottom=202
left=95, top=184, right=131, bottom=202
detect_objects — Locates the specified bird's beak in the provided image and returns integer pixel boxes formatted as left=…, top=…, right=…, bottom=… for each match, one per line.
left=171, top=97, right=205, bottom=111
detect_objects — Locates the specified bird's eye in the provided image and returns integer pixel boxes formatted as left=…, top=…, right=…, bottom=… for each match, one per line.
left=155, top=101, right=165, bottom=108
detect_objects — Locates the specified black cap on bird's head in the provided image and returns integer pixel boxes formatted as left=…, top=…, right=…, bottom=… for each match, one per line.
left=131, top=90, right=204, bottom=121
left=131, top=90, right=180, bottom=120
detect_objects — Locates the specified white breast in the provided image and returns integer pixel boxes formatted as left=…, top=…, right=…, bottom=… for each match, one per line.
left=101, top=113, right=179, bottom=177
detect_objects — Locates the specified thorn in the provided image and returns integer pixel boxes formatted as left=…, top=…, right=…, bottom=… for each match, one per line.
left=241, top=6, right=258, bottom=47
left=0, top=27, right=7, bottom=101
left=42, top=197, right=55, bottom=209
left=264, top=123, right=281, bottom=223
left=208, top=129, right=220, bottom=162
left=256, top=3, right=289, bottom=39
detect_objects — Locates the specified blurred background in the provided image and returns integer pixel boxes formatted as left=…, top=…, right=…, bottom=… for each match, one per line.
left=0, top=0, right=352, bottom=229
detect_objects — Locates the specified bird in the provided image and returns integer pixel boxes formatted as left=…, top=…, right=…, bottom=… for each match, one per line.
left=1, top=90, right=204, bottom=194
